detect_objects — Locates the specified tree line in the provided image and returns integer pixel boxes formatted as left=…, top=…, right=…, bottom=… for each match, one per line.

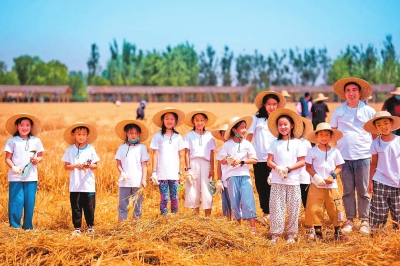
left=0, top=35, right=399, bottom=101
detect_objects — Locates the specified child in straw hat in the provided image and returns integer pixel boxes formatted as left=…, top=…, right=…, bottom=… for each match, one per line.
left=266, top=108, right=307, bottom=243
left=183, top=109, right=217, bottom=216
left=311, top=93, right=329, bottom=130
left=382, top=87, right=400, bottom=136
left=216, top=116, right=258, bottom=233
left=212, top=124, right=232, bottom=220
left=114, top=120, right=150, bottom=222
left=304, top=122, right=348, bottom=241
left=4, top=113, right=44, bottom=229
left=363, top=111, right=400, bottom=234
left=150, top=107, right=185, bottom=215
left=298, top=118, right=313, bottom=209
left=62, top=122, right=100, bottom=235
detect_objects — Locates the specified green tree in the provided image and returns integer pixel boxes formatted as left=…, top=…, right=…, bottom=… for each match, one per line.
left=199, top=45, right=218, bottom=86
left=87, top=43, right=100, bottom=85
left=220, top=46, right=233, bottom=86
left=141, top=50, right=163, bottom=85
left=69, top=71, right=87, bottom=101
left=380, top=35, right=397, bottom=84
left=13, top=55, right=41, bottom=85
left=0, top=61, right=19, bottom=85
left=236, top=54, right=252, bottom=86
left=267, top=51, right=291, bottom=86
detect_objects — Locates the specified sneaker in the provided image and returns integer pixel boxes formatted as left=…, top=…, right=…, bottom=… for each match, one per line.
left=306, top=228, right=322, bottom=241
left=334, top=230, right=349, bottom=241
left=341, top=220, right=354, bottom=233
left=73, top=229, right=82, bottom=235
left=87, top=227, right=95, bottom=234
left=287, top=234, right=296, bottom=243
left=257, top=214, right=270, bottom=224
left=359, top=221, right=370, bottom=235
left=271, top=235, right=279, bottom=243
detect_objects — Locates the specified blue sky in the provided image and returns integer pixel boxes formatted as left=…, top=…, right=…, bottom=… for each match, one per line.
left=1, top=0, right=399, bottom=73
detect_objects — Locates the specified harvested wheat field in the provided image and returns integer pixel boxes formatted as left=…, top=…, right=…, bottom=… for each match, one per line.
left=0, top=102, right=399, bottom=265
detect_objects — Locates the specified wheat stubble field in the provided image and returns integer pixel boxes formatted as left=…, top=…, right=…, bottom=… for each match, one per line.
left=0, top=102, right=399, bottom=265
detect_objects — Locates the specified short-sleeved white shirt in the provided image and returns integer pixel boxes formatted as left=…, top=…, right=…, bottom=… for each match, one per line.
left=4, top=136, right=44, bottom=182
left=184, top=131, right=216, bottom=161
left=115, top=143, right=149, bottom=187
left=305, top=146, right=345, bottom=189
left=268, top=138, right=307, bottom=185
left=370, top=136, right=400, bottom=188
left=216, top=139, right=257, bottom=180
left=150, top=131, right=184, bottom=180
left=299, top=138, right=312, bottom=184
left=62, top=144, right=100, bottom=192
left=248, top=115, right=276, bottom=162
left=330, top=101, right=376, bottom=160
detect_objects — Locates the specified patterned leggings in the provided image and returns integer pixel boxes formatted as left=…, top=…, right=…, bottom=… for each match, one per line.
left=159, top=180, right=179, bottom=215
left=370, top=181, right=400, bottom=230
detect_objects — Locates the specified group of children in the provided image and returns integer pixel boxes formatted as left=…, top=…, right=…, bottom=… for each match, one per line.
left=4, top=78, right=400, bottom=242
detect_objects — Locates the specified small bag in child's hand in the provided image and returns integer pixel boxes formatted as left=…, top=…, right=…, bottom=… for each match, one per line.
left=209, top=180, right=216, bottom=195
left=21, top=163, right=32, bottom=178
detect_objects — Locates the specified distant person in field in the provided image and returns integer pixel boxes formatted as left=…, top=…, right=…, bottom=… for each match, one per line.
left=330, top=77, right=376, bottom=235
left=114, top=120, right=150, bottom=222
left=183, top=109, right=217, bottom=216
left=4, top=113, right=44, bottom=230
left=311, top=93, right=330, bottom=130
left=62, top=122, right=100, bottom=235
left=299, top=92, right=312, bottom=119
left=382, top=87, right=400, bottom=136
left=136, top=100, right=147, bottom=120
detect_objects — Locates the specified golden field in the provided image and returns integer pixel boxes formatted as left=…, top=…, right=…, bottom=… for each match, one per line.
left=0, top=101, right=399, bottom=265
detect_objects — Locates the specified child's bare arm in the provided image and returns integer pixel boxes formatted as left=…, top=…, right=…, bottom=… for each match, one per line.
left=5, top=152, right=14, bottom=168
left=184, top=148, right=190, bottom=169
left=287, top=156, right=305, bottom=171
left=267, top=154, right=275, bottom=169
left=116, top=159, right=123, bottom=173
left=151, top=149, right=158, bottom=172
left=141, top=161, right=148, bottom=187
left=368, top=155, right=377, bottom=193
left=305, top=163, right=315, bottom=177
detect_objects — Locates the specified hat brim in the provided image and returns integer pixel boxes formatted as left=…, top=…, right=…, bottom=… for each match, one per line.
left=211, top=124, right=229, bottom=141
left=333, top=77, right=373, bottom=101
left=267, top=108, right=303, bottom=138
left=300, top=117, right=314, bottom=138
left=390, top=88, right=400, bottom=95
left=5, top=113, right=41, bottom=136
left=363, top=115, right=400, bottom=134
left=184, top=109, right=216, bottom=127
left=152, top=108, right=185, bottom=128
left=64, top=122, right=97, bottom=145
left=254, top=91, right=286, bottom=109
left=115, top=120, right=150, bottom=142
left=312, top=96, right=329, bottom=102
left=224, top=116, right=253, bottom=141
left=307, top=127, right=343, bottom=144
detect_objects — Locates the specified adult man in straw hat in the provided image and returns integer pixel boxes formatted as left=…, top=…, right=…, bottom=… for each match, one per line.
left=382, top=87, right=400, bottom=135
left=330, top=77, right=376, bottom=235
left=311, top=93, right=329, bottom=129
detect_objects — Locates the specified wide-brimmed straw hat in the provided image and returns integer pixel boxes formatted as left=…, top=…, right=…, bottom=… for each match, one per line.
left=224, top=116, right=253, bottom=140
left=313, top=93, right=329, bottom=103
left=281, top=90, right=291, bottom=97
left=211, top=124, right=229, bottom=141
left=267, top=108, right=303, bottom=139
left=152, top=107, right=185, bottom=128
left=63, top=122, right=97, bottom=145
left=254, top=91, right=286, bottom=109
left=115, top=120, right=150, bottom=142
left=300, top=117, right=313, bottom=138
left=307, top=122, right=343, bottom=144
left=184, top=109, right=216, bottom=127
left=363, top=111, right=400, bottom=134
left=333, top=77, right=373, bottom=101
left=390, top=87, right=400, bottom=95
left=5, top=113, right=41, bottom=136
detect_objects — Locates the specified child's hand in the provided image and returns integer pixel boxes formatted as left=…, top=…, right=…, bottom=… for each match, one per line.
left=267, top=173, right=272, bottom=185
left=368, top=181, right=373, bottom=194
left=142, top=178, right=147, bottom=188
left=118, top=171, right=128, bottom=182
left=313, top=174, right=326, bottom=186
left=185, top=170, right=194, bottom=185
left=150, top=172, right=159, bottom=185
left=325, top=175, right=334, bottom=184
left=275, top=166, right=287, bottom=179
left=215, top=180, right=224, bottom=194
left=226, top=156, right=235, bottom=166
left=12, top=165, right=22, bottom=175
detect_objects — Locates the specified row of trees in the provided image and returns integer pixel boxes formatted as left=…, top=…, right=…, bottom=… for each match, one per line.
left=1, top=35, right=399, bottom=101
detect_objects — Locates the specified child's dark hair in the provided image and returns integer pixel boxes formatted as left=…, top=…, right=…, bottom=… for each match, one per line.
left=373, top=117, right=393, bottom=127
left=124, top=123, right=141, bottom=141
left=256, top=94, right=280, bottom=119
left=276, top=115, right=295, bottom=140
left=191, top=113, right=208, bottom=132
left=72, top=126, right=89, bottom=134
left=229, top=120, right=246, bottom=138
left=161, top=112, right=179, bottom=135
left=344, top=82, right=361, bottom=91
left=13, top=117, right=34, bottom=137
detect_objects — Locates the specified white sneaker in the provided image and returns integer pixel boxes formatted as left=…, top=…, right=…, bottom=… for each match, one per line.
left=87, top=227, right=95, bottom=234
left=359, top=221, right=370, bottom=235
left=72, top=229, right=82, bottom=235
left=306, top=228, right=317, bottom=241
left=287, top=234, right=296, bottom=243
left=341, top=220, right=354, bottom=233
left=271, top=235, right=279, bottom=243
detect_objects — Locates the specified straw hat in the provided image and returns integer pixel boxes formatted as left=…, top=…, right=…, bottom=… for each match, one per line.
left=267, top=108, right=303, bottom=138
left=390, top=87, right=400, bottom=95
left=281, top=90, right=291, bottom=97
left=333, top=77, right=373, bottom=101
left=307, top=122, right=343, bottom=144
left=254, top=91, right=286, bottom=109
left=152, top=107, right=185, bottom=128
left=224, top=116, right=253, bottom=141
left=363, top=111, right=400, bottom=134
left=184, top=109, right=216, bottom=127
left=300, top=117, right=313, bottom=138
left=211, top=124, right=229, bottom=141
left=63, top=122, right=97, bottom=145
left=115, top=120, right=150, bottom=142
left=5, top=113, right=41, bottom=136
left=312, top=93, right=329, bottom=103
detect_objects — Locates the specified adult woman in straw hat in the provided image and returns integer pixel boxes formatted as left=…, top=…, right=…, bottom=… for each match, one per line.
left=311, top=93, right=329, bottom=129
left=247, top=91, right=286, bottom=223
left=382, top=87, right=400, bottom=135
left=330, top=77, right=376, bottom=235
left=4, top=113, right=44, bottom=230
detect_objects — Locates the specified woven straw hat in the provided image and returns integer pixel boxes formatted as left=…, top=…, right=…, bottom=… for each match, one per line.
left=211, top=124, right=229, bottom=141
left=184, top=109, right=216, bottom=127
left=115, top=120, right=149, bottom=142
left=152, top=107, right=185, bottom=128
left=307, top=122, right=343, bottom=144
left=363, top=111, right=400, bottom=134
left=254, top=91, right=286, bottom=109
left=224, top=116, right=253, bottom=141
left=267, top=108, right=303, bottom=138
left=281, top=90, right=291, bottom=97
left=63, top=122, right=97, bottom=145
left=300, top=117, right=314, bottom=138
left=312, top=93, right=329, bottom=103
left=5, top=113, right=41, bottom=136
left=390, top=87, right=400, bottom=95
left=333, top=77, right=373, bottom=101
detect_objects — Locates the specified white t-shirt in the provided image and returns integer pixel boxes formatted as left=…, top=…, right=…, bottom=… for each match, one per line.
left=62, top=144, right=100, bottom=192
left=4, top=136, right=44, bottom=182
left=150, top=131, right=184, bottom=180
left=305, top=145, right=345, bottom=189
left=248, top=115, right=276, bottom=162
left=184, top=131, right=216, bottom=161
left=330, top=101, right=376, bottom=160
left=299, top=138, right=312, bottom=184
left=115, top=143, right=150, bottom=187
left=268, top=138, right=307, bottom=185
left=370, top=136, right=400, bottom=188
left=216, top=139, right=257, bottom=181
